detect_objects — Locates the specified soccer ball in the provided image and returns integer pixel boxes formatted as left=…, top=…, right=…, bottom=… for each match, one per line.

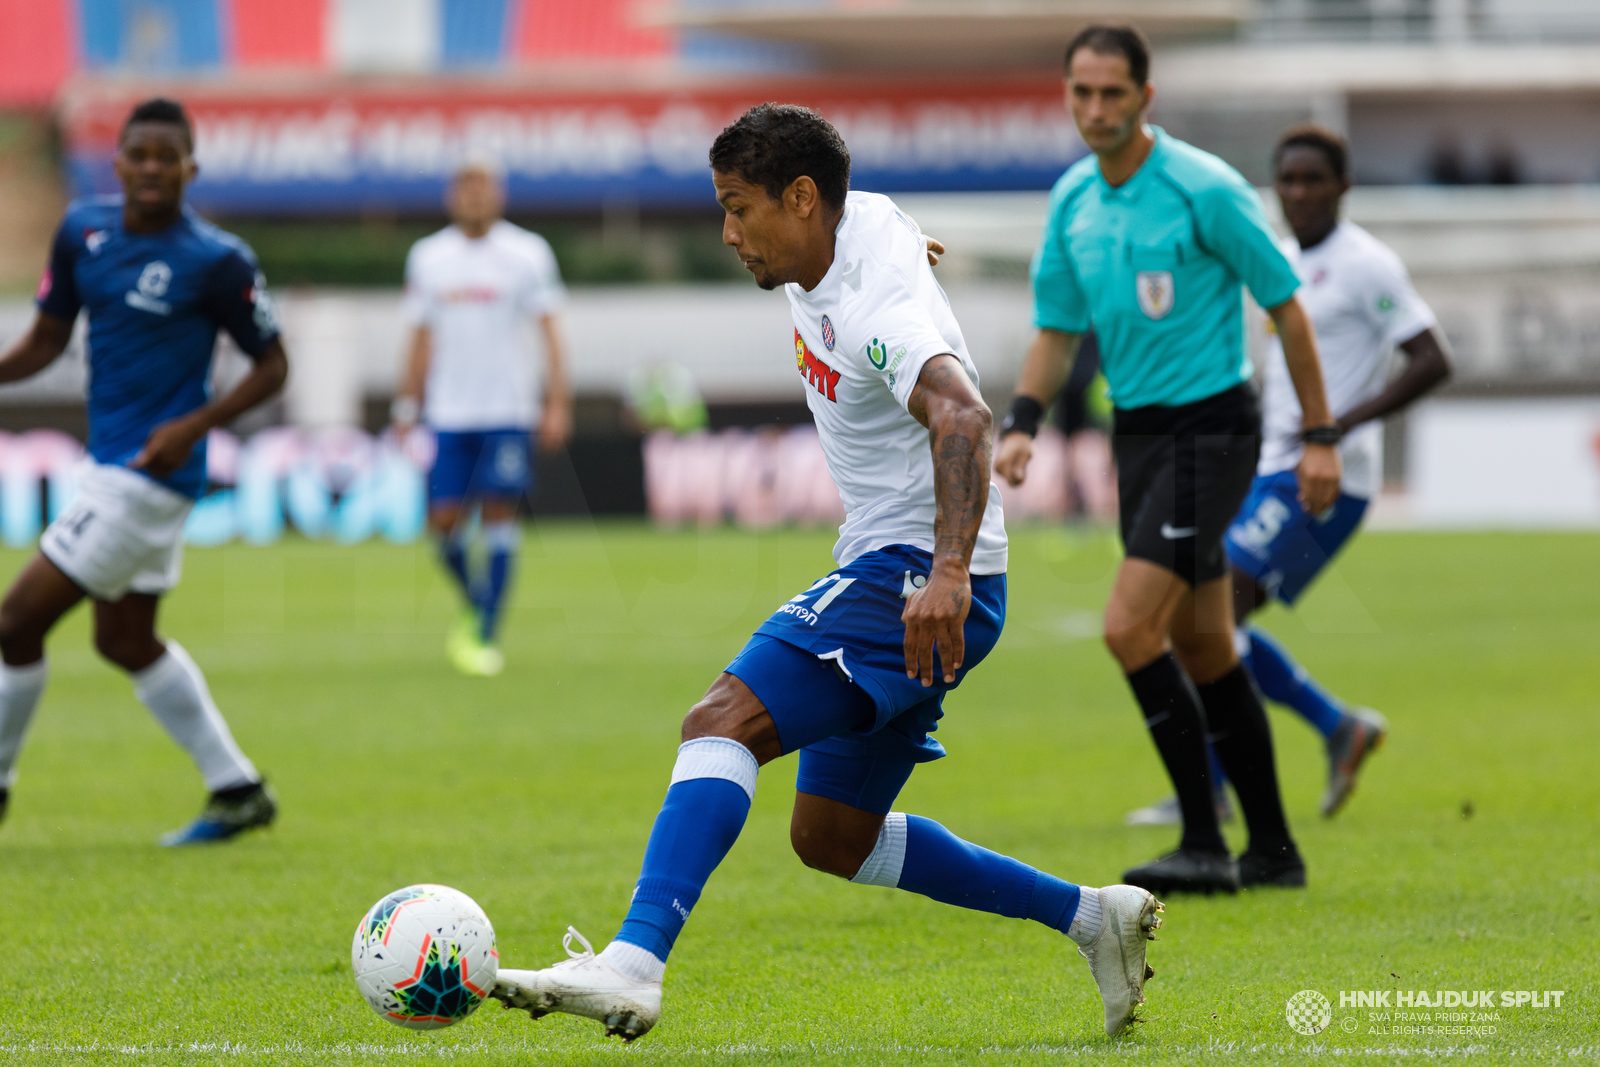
left=351, top=884, right=499, bottom=1030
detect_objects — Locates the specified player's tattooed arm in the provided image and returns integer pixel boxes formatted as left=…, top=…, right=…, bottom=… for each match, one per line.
left=904, top=354, right=992, bottom=687
left=133, top=337, right=289, bottom=476
left=0, top=313, right=73, bottom=385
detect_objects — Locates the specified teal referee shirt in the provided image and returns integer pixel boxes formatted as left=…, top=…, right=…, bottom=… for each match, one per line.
left=1031, top=127, right=1301, bottom=410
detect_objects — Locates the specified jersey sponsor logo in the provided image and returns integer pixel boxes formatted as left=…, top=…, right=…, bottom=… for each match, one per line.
left=1136, top=270, right=1174, bottom=320
left=867, top=337, right=889, bottom=369
left=794, top=329, right=840, bottom=402
left=1377, top=294, right=1395, bottom=312
left=821, top=314, right=836, bottom=351
left=125, top=260, right=173, bottom=316
left=441, top=285, right=503, bottom=304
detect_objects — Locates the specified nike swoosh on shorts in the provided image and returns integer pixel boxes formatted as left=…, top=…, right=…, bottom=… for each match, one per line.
left=1160, top=523, right=1198, bottom=539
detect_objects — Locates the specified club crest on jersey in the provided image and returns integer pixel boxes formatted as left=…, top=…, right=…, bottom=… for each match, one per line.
left=794, top=329, right=840, bottom=402
left=125, top=260, right=173, bottom=316
left=1136, top=270, right=1174, bottom=320
left=820, top=315, right=836, bottom=351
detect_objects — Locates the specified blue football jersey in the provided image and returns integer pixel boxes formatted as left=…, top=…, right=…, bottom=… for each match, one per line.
left=35, top=197, right=280, bottom=499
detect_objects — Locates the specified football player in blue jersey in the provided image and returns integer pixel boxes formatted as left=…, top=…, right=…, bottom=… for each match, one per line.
left=0, top=98, right=288, bottom=845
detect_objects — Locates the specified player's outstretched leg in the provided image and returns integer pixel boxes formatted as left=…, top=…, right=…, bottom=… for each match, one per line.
left=831, top=804, right=1162, bottom=1036
left=0, top=660, right=49, bottom=824
left=92, top=596, right=274, bottom=845
left=1241, top=625, right=1387, bottom=817
left=493, top=733, right=755, bottom=1039
left=0, top=553, right=92, bottom=825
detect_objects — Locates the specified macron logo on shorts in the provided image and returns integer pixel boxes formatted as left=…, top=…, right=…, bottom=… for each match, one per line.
left=1160, top=523, right=1198, bottom=540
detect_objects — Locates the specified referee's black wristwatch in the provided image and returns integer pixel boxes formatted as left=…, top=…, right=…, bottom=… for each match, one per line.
left=1000, top=396, right=1044, bottom=438
left=1301, top=423, right=1342, bottom=446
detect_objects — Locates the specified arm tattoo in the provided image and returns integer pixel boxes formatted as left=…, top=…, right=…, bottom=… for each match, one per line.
left=931, top=421, right=991, bottom=567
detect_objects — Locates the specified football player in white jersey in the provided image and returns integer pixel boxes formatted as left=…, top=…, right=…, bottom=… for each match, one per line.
left=391, top=162, right=571, bottom=676
left=489, top=104, right=1163, bottom=1041
left=1128, top=125, right=1451, bottom=825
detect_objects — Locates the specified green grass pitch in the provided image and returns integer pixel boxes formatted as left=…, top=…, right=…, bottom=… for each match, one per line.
left=0, top=523, right=1594, bottom=1065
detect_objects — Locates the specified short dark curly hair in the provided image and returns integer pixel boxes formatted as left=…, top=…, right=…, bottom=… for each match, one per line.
left=709, top=103, right=850, bottom=210
left=1275, top=124, right=1349, bottom=182
left=121, top=96, right=194, bottom=152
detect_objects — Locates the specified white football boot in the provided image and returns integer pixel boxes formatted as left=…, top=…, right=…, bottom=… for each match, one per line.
left=1078, top=885, right=1164, bottom=1036
left=492, top=927, right=662, bottom=1041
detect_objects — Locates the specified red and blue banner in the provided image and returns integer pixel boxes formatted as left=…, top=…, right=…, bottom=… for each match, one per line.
left=61, top=77, right=1085, bottom=213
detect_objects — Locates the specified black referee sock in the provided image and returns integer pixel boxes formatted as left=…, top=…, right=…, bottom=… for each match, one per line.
left=1197, top=664, right=1296, bottom=856
left=1126, top=653, right=1227, bottom=854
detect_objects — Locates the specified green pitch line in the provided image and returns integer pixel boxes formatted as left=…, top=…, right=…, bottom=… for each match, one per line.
left=0, top=525, right=1593, bottom=1065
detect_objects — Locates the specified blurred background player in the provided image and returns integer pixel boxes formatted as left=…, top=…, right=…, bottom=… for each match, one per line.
left=1049, top=332, right=1117, bottom=523
left=996, top=26, right=1342, bottom=894
left=391, top=162, right=572, bottom=677
left=492, top=104, right=1163, bottom=1042
left=1127, top=125, right=1451, bottom=826
left=0, top=98, right=287, bottom=845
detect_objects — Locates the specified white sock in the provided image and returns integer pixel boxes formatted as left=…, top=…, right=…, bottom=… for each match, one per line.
left=599, top=940, right=666, bottom=984
left=1067, top=886, right=1103, bottom=946
left=132, top=642, right=258, bottom=792
left=850, top=812, right=908, bottom=887
left=0, top=659, right=49, bottom=788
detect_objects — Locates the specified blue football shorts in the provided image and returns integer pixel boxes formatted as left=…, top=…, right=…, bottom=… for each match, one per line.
left=428, top=428, right=533, bottom=505
left=724, top=544, right=1006, bottom=815
left=1224, top=470, right=1369, bottom=605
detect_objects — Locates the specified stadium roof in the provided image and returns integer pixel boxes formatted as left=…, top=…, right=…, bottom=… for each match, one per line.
left=1154, top=41, right=1600, bottom=99
left=643, top=0, right=1249, bottom=69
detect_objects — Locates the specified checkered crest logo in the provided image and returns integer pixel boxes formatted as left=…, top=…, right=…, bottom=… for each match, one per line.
left=1285, top=989, right=1332, bottom=1035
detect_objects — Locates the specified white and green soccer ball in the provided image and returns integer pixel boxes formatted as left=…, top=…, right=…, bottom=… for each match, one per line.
left=351, top=884, right=498, bottom=1030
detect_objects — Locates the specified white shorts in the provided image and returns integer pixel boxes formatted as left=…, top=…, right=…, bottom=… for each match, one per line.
left=40, top=463, right=193, bottom=602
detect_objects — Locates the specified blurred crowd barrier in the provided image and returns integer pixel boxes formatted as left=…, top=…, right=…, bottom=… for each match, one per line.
left=642, top=426, right=1115, bottom=529
left=0, top=428, right=427, bottom=549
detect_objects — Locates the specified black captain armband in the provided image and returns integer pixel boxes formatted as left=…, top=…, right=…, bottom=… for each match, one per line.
left=1302, top=423, right=1343, bottom=447
left=1000, top=396, right=1045, bottom=438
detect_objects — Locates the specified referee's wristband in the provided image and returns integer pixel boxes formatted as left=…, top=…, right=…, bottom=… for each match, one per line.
left=1000, top=396, right=1044, bottom=438
left=1302, top=423, right=1342, bottom=446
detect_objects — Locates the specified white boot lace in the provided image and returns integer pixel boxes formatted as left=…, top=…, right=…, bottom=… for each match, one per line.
left=554, top=926, right=596, bottom=968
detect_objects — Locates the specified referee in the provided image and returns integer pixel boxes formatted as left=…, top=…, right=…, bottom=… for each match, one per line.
left=996, top=25, right=1341, bottom=894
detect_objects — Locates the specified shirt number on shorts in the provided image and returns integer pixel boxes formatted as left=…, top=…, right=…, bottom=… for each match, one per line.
left=780, top=574, right=858, bottom=626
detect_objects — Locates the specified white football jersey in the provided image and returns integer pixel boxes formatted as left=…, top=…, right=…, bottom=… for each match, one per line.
left=1258, top=221, right=1435, bottom=499
left=402, top=221, right=567, bottom=432
left=785, top=191, right=1007, bottom=574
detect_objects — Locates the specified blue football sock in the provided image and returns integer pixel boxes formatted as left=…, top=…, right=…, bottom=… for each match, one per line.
left=1242, top=624, right=1346, bottom=739
left=888, top=814, right=1080, bottom=934
left=435, top=530, right=472, bottom=604
left=614, top=739, right=757, bottom=963
left=477, top=521, right=520, bottom=643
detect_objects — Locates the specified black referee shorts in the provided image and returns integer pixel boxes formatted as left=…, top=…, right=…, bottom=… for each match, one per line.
left=1112, top=383, right=1261, bottom=588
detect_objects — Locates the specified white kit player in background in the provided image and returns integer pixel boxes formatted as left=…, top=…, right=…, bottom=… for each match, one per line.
left=391, top=161, right=572, bottom=677
left=1129, top=125, right=1452, bottom=827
